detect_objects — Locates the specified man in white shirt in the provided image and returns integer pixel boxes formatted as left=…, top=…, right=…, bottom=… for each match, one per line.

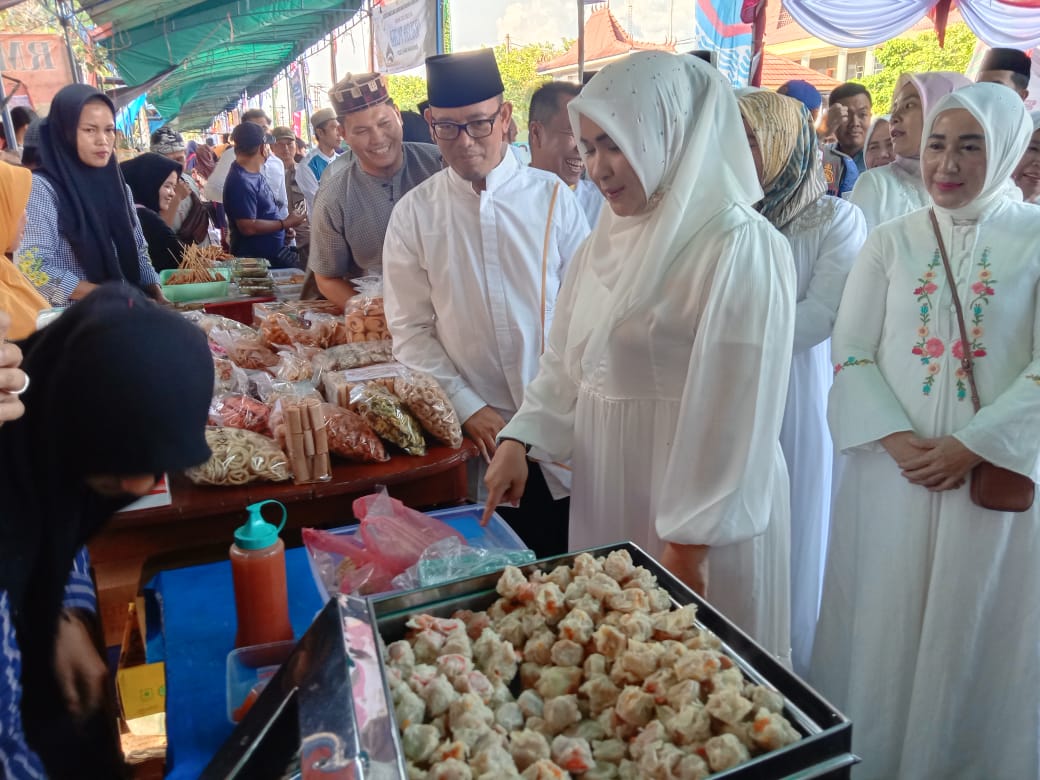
left=528, top=81, right=604, bottom=228
left=295, top=107, right=343, bottom=216
left=383, top=49, right=591, bottom=557
left=204, top=108, right=288, bottom=221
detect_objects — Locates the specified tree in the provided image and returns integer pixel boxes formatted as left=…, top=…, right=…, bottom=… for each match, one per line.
left=854, top=23, right=977, bottom=110
left=386, top=75, right=429, bottom=111
left=0, top=0, right=111, bottom=83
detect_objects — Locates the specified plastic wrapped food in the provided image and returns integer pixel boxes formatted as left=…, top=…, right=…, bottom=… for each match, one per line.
left=273, top=345, right=319, bottom=382
left=343, top=276, right=390, bottom=343
left=186, top=427, right=290, bottom=485
left=269, top=395, right=332, bottom=483
left=349, top=383, right=426, bottom=456
left=321, top=402, right=388, bottom=463
left=209, top=394, right=271, bottom=435
left=213, top=356, right=249, bottom=396
left=313, top=340, right=395, bottom=373
left=209, top=327, right=279, bottom=371
left=183, top=310, right=257, bottom=339
left=394, top=369, right=463, bottom=448
left=323, top=363, right=404, bottom=408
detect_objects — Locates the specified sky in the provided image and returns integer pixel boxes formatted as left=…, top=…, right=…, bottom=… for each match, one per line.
left=452, top=0, right=700, bottom=51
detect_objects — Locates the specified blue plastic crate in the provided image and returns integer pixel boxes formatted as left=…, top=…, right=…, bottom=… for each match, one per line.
left=306, top=504, right=530, bottom=601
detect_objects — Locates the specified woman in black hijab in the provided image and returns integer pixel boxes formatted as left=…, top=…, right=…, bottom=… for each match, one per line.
left=121, top=152, right=185, bottom=271
left=15, top=84, right=166, bottom=307
left=0, top=285, right=213, bottom=777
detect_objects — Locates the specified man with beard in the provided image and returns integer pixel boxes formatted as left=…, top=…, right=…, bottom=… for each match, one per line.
left=308, top=72, right=442, bottom=305
left=528, top=81, right=604, bottom=227
left=383, top=49, right=590, bottom=557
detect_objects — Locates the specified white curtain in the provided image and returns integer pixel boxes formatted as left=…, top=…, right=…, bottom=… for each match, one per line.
left=782, top=0, right=1040, bottom=50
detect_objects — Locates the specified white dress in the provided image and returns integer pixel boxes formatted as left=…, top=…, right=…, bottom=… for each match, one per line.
left=502, top=204, right=797, bottom=659
left=810, top=201, right=1040, bottom=779
left=849, top=163, right=928, bottom=230
left=779, top=195, right=867, bottom=676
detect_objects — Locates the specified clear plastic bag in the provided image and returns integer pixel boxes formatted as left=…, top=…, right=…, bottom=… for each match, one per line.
left=348, top=383, right=426, bottom=456
left=393, top=369, right=463, bottom=448
left=209, top=327, right=279, bottom=371
left=269, top=395, right=332, bottom=484
left=259, top=311, right=340, bottom=350
left=302, top=527, right=397, bottom=597
left=213, top=356, right=249, bottom=396
left=208, top=393, right=271, bottom=435
left=273, top=344, right=319, bottom=382
left=186, top=427, right=290, bottom=485
left=391, top=536, right=536, bottom=591
left=321, top=403, right=388, bottom=463
left=312, top=340, right=395, bottom=373
left=343, top=276, right=389, bottom=343
left=183, top=310, right=258, bottom=339
left=353, top=488, right=465, bottom=574
left=322, top=363, right=404, bottom=408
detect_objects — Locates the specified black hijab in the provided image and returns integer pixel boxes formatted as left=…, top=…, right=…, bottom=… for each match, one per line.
left=34, top=84, right=142, bottom=286
left=120, top=152, right=182, bottom=213
left=0, top=285, right=213, bottom=774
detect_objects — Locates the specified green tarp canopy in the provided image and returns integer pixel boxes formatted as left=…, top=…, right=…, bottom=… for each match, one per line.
left=80, top=1, right=363, bottom=128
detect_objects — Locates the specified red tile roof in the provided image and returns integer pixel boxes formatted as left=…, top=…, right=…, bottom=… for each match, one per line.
left=537, top=6, right=674, bottom=72
left=760, top=51, right=843, bottom=91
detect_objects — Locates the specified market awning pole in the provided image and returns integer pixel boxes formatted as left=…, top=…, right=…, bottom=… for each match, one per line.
left=368, top=0, right=376, bottom=72
left=577, top=0, right=585, bottom=83
left=55, top=1, right=82, bottom=83
left=0, top=74, right=18, bottom=150
left=750, top=0, right=767, bottom=87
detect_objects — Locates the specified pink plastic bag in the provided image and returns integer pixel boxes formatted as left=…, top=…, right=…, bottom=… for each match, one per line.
left=353, top=488, right=464, bottom=574
left=301, top=527, right=397, bottom=596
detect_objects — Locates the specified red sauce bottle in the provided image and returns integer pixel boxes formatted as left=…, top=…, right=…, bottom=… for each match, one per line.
left=230, top=500, right=294, bottom=648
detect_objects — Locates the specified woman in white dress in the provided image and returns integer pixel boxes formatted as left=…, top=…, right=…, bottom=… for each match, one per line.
left=482, top=51, right=797, bottom=661
left=738, top=91, right=868, bottom=676
left=850, top=72, right=971, bottom=228
left=810, top=83, right=1040, bottom=779
left=1012, top=109, right=1040, bottom=203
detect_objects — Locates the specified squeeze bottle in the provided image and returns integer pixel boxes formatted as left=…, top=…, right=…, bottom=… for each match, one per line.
left=230, top=499, right=294, bottom=648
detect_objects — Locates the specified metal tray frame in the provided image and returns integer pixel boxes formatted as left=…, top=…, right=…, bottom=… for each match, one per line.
left=372, top=542, right=857, bottom=779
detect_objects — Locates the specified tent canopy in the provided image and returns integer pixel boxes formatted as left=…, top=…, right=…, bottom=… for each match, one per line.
left=80, top=0, right=363, bottom=128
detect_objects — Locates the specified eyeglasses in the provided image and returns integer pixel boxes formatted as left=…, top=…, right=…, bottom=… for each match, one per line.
left=430, top=107, right=502, bottom=141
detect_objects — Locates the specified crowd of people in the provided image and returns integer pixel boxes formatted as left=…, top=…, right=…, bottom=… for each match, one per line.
left=0, top=38, right=1038, bottom=779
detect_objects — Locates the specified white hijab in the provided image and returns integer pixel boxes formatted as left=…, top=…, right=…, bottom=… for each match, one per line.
left=1031, top=109, right=1040, bottom=132
left=923, top=82, right=1032, bottom=221
left=564, top=51, right=763, bottom=374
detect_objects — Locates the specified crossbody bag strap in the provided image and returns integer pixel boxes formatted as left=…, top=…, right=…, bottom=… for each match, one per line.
left=540, top=181, right=561, bottom=354
left=928, top=208, right=981, bottom=413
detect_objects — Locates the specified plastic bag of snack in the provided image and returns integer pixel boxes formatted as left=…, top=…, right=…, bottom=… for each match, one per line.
left=183, top=310, right=258, bottom=339
left=343, top=276, right=389, bottom=343
left=213, top=356, right=249, bottom=396
left=393, top=369, right=463, bottom=448
left=273, top=344, right=320, bottom=382
left=209, top=327, right=279, bottom=371
left=322, top=363, right=404, bottom=408
left=302, top=527, right=397, bottom=597
left=186, top=427, right=290, bottom=485
left=348, top=383, right=426, bottom=456
left=269, top=395, right=332, bottom=484
left=312, top=341, right=395, bottom=373
left=321, top=403, right=388, bottom=463
left=209, top=394, right=271, bottom=435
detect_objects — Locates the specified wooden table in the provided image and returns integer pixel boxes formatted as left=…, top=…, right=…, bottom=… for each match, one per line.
left=89, top=443, right=477, bottom=645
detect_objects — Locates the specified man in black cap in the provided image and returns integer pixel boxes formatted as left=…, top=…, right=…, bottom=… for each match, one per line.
left=307, top=72, right=442, bottom=305
left=205, top=109, right=288, bottom=225
left=976, top=47, right=1031, bottom=101
left=223, top=122, right=305, bottom=266
left=383, top=48, right=591, bottom=558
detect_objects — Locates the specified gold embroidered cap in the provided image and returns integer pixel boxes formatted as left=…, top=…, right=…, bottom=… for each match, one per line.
left=329, top=72, right=390, bottom=117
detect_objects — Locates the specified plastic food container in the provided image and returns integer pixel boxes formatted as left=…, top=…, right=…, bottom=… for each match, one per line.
left=159, top=268, right=231, bottom=303
left=225, top=639, right=295, bottom=725
left=307, top=504, right=529, bottom=601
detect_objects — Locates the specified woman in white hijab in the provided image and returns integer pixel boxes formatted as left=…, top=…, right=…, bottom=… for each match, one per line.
left=850, top=71, right=971, bottom=228
left=483, top=51, right=797, bottom=660
left=811, top=83, right=1040, bottom=779
left=863, top=114, right=894, bottom=170
left=1012, top=109, right=1040, bottom=203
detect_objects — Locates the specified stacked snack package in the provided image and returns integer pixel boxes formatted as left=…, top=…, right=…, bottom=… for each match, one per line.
left=320, top=402, right=388, bottom=463
left=349, top=383, right=426, bottom=456
left=270, top=395, right=332, bottom=483
left=342, top=276, right=390, bottom=342
left=313, top=341, right=395, bottom=374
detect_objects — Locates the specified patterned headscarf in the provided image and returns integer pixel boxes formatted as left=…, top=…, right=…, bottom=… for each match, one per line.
left=738, top=90, right=826, bottom=229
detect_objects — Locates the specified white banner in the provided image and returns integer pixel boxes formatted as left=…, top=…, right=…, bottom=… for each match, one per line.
left=372, top=0, right=437, bottom=75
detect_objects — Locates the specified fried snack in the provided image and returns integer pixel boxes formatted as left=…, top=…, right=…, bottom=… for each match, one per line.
left=323, top=364, right=403, bottom=408
left=344, top=293, right=390, bottom=343
left=321, top=403, right=388, bottom=463
left=209, top=394, right=271, bottom=435
left=273, top=346, right=319, bottom=382
left=394, top=370, right=463, bottom=448
left=314, top=341, right=396, bottom=374
left=165, top=243, right=225, bottom=284
left=348, top=383, right=426, bottom=456
left=209, top=327, right=279, bottom=371
left=270, top=396, right=332, bottom=483
left=184, top=311, right=257, bottom=339
left=213, top=356, right=248, bottom=396
left=186, top=427, right=290, bottom=485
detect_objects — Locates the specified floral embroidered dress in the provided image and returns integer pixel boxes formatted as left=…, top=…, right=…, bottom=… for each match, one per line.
left=811, top=200, right=1040, bottom=778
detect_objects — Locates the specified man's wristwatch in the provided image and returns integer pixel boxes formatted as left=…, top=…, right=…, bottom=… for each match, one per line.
left=498, top=436, right=532, bottom=454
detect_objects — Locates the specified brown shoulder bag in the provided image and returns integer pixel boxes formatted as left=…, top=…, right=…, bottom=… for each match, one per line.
left=929, top=209, right=1035, bottom=512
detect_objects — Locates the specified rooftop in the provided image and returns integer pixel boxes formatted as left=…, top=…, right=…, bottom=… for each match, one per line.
left=537, top=6, right=674, bottom=73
